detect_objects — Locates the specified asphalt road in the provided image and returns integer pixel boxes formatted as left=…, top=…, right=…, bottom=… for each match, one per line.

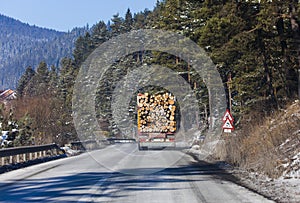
left=0, top=144, right=274, bottom=203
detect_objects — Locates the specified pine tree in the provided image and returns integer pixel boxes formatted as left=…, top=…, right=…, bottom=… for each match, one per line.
left=91, top=21, right=109, bottom=47
left=73, top=33, right=94, bottom=66
left=16, top=66, right=35, bottom=97
left=124, top=8, right=133, bottom=32
left=14, top=114, right=34, bottom=146
left=59, top=57, right=78, bottom=107
left=133, top=11, right=148, bottom=29
left=49, top=65, right=59, bottom=93
left=24, top=61, right=49, bottom=96
left=0, top=103, right=5, bottom=131
left=110, top=13, right=125, bottom=36
left=147, top=0, right=299, bottom=121
left=36, top=61, right=49, bottom=82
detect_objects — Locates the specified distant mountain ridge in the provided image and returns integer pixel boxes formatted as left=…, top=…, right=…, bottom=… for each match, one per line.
left=0, top=14, right=87, bottom=89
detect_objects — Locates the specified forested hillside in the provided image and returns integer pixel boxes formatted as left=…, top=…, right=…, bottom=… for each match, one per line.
left=0, top=0, right=299, bottom=148
left=0, top=14, right=87, bottom=89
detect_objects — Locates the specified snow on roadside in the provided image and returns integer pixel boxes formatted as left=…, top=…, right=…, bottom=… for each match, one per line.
left=60, top=146, right=82, bottom=156
left=188, top=147, right=300, bottom=203
left=1, top=131, right=11, bottom=147
left=281, top=151, right=300, bottom=179
left=187, top=100, right=300, bottom=202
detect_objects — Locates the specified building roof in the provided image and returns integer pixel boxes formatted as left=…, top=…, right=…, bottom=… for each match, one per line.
left=0, top=89, right=17, bottom=102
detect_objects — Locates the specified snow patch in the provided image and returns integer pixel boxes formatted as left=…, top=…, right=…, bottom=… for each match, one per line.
left=280, top=138, right=290, bottom=148
left=281, top=151, right=300, bottom=179
left=61, top=146, right=81, bottom=156
left=1, top=131, right=9, bottom=146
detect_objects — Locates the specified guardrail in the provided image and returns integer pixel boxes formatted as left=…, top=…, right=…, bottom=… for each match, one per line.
left=0, top=144, right=64, bottom=166
left=69, top=140, right=110, bottom=151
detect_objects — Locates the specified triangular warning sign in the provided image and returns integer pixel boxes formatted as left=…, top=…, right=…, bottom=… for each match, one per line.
left=222, top=109, right=234, bottom=122
left=222, top=118, right=234, bottom=130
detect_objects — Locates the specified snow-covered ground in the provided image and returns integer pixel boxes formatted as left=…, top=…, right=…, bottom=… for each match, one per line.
left=188, top=147, right=300, bottom=203
left=187, top=100, right=300, bottom=202
left=60, top=146, right=82, bottom=156
left=232, top=167, right=300, bottom=203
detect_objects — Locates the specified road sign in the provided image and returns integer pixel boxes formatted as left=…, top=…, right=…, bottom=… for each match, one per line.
left=224, top=128, right=233, bottom=133
left=223, top=118, right=234, bottom=129
left=222, top=109, right=234, bottom=122
left=222, top=109, right=234, bottom=133
left=222, top=118, right=234, bottom=133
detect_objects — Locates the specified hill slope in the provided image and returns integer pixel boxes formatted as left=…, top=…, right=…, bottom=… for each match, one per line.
left=0, top=14, right=86, bottom=89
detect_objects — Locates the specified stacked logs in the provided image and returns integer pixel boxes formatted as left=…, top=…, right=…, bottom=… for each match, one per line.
left=137, top=92, right=176, bottom=133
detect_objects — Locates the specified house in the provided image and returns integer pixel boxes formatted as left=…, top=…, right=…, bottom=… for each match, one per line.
left=0, top=89, right=17, bottom=103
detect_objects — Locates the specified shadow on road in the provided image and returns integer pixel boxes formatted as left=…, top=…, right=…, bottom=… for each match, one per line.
left=0, top=160, right=239, bottom=202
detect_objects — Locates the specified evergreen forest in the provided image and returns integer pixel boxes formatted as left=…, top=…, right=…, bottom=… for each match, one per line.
left=0, top=14, right=87, bottom=89
left=1, top=0, right=299, bottom=148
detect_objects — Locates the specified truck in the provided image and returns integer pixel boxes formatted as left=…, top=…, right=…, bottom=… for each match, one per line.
left=137, top=92, right=177, bottom=150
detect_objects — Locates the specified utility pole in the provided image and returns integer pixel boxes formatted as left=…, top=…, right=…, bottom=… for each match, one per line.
left=187, top=62, right=191, bottom=83
left=227, top=73, right=232, bottom=113
left=298, top=68, right=300, bottom=99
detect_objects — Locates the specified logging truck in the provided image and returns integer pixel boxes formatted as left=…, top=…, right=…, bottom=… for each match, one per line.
left=137, top=92, right=177, bottom=150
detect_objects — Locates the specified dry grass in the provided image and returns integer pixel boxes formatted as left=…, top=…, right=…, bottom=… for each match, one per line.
left=223, top=100, right=300, bottom=178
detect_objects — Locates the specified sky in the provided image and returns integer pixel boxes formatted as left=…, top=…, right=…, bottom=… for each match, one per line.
left=0, top=0, right=157, bottom=32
